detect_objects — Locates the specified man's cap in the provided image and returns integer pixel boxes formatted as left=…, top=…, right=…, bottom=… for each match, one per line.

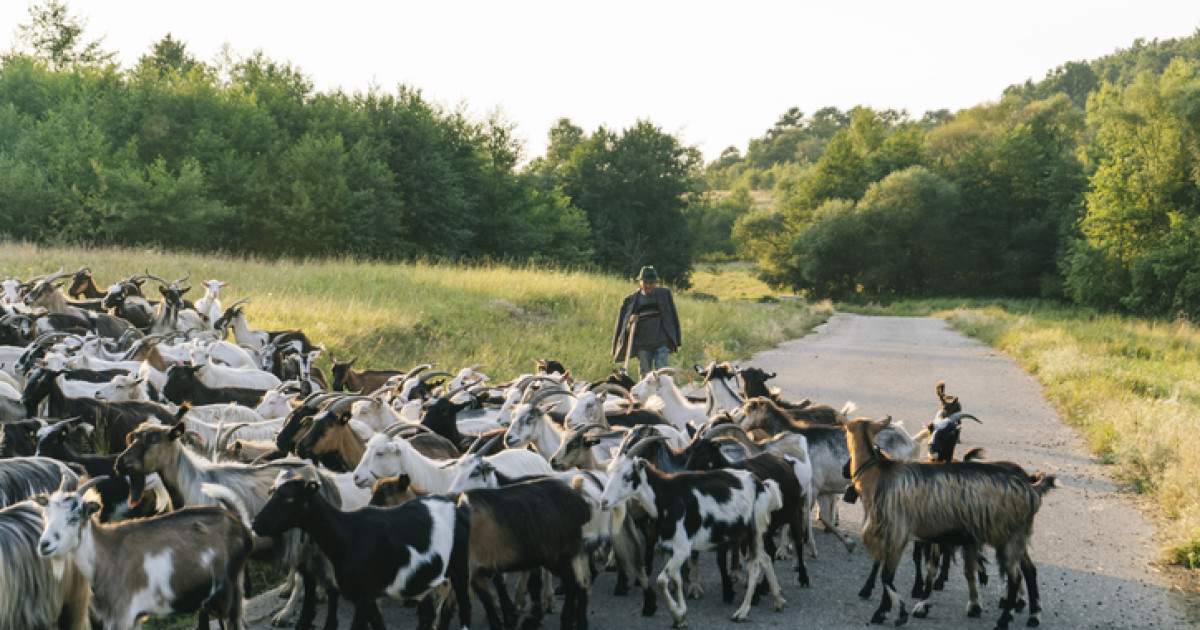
left=636, top=266, right=660, bottom=283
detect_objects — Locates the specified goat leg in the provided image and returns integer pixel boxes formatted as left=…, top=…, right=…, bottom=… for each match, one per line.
left=859, top=561, right=880, bottom=599
left=519, top=568, right=544, bottom=630
left=1020, top=554, right=1041, bottom=627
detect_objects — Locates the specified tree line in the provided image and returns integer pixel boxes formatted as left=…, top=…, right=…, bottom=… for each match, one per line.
left=711, top=32, right=1200, bottom=319
left=0, top=2, right=698, bottom=285
left=4, top=2, right=1199, bottom=318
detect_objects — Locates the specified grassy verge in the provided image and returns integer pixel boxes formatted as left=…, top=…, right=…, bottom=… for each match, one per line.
left=0, top=243, right=831, bottom=381
left=838, top=298, right=1200, bottom=567
left=687, top=261, right=779, bottom=302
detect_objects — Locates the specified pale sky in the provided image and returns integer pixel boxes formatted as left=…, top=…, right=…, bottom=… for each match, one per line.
left=2, top=1, right=1199, bottom=163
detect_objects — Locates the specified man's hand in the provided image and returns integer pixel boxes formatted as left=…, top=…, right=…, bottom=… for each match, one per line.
left=630, top=314, right=639, bottom=323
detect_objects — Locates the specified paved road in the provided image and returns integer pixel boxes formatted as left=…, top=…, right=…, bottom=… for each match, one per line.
left=247, top=313, right=1195, bottom=629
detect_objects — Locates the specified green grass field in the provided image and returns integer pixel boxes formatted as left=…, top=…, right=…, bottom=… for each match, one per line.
left=0, top=243, right=830, bottom=385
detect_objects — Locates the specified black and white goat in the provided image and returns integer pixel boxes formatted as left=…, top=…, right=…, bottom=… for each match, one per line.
left=599, top=456, right=787, bottom=627
left=253, top=471, right=472, bottom=630
left=36, top=476, right=254, bottom=630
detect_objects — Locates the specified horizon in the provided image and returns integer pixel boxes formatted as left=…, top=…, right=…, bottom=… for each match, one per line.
left=2, top=1, right=1199, bottom=163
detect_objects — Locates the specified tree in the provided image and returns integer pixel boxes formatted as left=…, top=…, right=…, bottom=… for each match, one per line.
left=560, top=121, right=701, bottom=285
left=14, top=1, right=114, bottom=69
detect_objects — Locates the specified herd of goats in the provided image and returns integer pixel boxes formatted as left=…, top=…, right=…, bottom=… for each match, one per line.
left=0, top=266, right=1056, bottom=630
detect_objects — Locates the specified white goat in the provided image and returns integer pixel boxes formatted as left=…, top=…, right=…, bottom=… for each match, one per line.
left=194, top=280, right=227, bottom=328
left=629, top=369, right=707, bottom=433
left=351, top=433, right=551, bottom=492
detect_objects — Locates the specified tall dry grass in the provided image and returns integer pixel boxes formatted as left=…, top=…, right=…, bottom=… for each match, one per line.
left=0, top=242, right=831, bottom=384
left=947, top=306, right=1200, bottom=566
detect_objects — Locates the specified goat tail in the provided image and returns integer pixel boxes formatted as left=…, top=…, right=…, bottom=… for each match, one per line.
left=200, top=483, right=252, bottom=526
left=755, top=479, right=783, bottom=534
left=840, top=401, right=858, bottom=417
left=963, top=446, right=987, bottom=461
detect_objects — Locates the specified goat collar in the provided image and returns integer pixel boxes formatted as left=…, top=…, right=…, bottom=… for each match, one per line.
left=850, top=446, right=885, bottom=481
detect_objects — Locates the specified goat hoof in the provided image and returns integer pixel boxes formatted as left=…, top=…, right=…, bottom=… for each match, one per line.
left=670, top=617, right=687, bottom=628
left=730, top=611, right=748, bottom=623
left=933, top=579, right=947, bottom=591
left=799, top=576, right=810, bottom=588
left=911, top=585, right=923, bottom=598
left=859, top=586, right=874, bottom=600
left=614, top=583, right=630, bottom=597
left=871, top=612, right=887, bottom=624
left=685, top=585, right=703, bottom=599
left=1014, top=598, right=1027, bottom=613
left=1026, top=617, right=1040, bottom=627
left=913, top=604, right=929, bottom=619
left=774, top=597, right=787, bottom=611
left=723, top=589, right=736, bottom=604
left=895, top=611, right=909, bottom=626
left=642, top=603, right=657, bottom=617
left=967, top=603, right=982, bottom=618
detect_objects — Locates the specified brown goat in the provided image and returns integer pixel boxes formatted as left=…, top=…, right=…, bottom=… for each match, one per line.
left=368, top=474, right=424, bottom=507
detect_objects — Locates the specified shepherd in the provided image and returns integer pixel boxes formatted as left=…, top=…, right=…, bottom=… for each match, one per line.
left=612, top=265, right=682, bottom=379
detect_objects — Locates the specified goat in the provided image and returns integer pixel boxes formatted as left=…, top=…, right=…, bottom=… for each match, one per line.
left=114, top=418, right=345, bottom=628
left=351, top=432, right=552, bottom=493
left=693, top=361, right=745, bottom=414
left=92, top=373, right=150, bottom=401
left=599, top=456, right=787, bottom=626
left=548, top=423, right=632, bottom=472
left=629, top=368, right=705, bottom=433
left=190, top=349, right=282, bottom=390
left=329, top=355, right=407, bottom=393
left=36, top=477, right=253, bottom=630
left=844, top=416, right=1054, bottom=628
left=368, top=474, right=422, bottom=507
left=682, top=443, right=812, bottom=589
left=35, top=418, right=160, bottom=523
left=741, top=395, right=926, bottom=551
left=459, top=477, right=594, bottom=630
left=253, top=471, right=473, bottom=630
left=738, top=366, right=852, bottom=424
left=66, top=266, right=105, bottom=299
left=0, top=500, right=90, bottom=630
left=21, top=367, right=175, bottom=453
left=163, top=364, right=267, bottom=407
left=194, top=279, right=228, bottom=327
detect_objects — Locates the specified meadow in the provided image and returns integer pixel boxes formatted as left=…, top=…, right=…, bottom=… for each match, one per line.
left=842, top=298, right=1200, bottom=566
left=0, top=242, right=831, bottom=384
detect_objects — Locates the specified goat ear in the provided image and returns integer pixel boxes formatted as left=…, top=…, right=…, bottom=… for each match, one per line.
left=31, top=493, right=49, bottom=506
left=84, top=501, right=101, bottom=517
left=336, top=412, right=351, bottom=425
left=348, top=357, right=358, bottom=367
left=395, top=474, right=411, bottom=491
left=633, top=458, right=647, bottom=473
left=305, top=481, right=320, bottom=494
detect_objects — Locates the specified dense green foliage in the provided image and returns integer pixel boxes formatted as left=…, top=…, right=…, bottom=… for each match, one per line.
left=711, top=31, right=1200, bottom=318
left=0, top=3, right=701, bottom=285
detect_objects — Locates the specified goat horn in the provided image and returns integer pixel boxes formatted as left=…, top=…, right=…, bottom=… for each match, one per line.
left=655, top=366, right=695, bottom=388
left=699, top=360, right=718, bottom=387
left=527, top=387, right=572, bottom=407
left=173, top=272, right=190, bottom=287
left=591, top=383, right=635, bottom=409
left=623, top=434, right=667, bottom=459
left=228, top=297, right=251, bottom=309
left=75, top=475, right=110, bottom=496
left=384, top=422, right=430, bottom=438
left=466, top=363, right=487, bottom=372
left=467, top=432, right=503, bottom=455
left=142, top=270, right=170, bottom=287
left=216, top=422, right=251, bottom=453
left=701, top=423, right=763, bottom=455
left=416, top=370, right=453, bottom=385
left=947, top=412, right=982, bottom=424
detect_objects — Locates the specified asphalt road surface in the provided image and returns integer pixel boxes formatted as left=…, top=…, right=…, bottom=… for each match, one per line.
left=246, top=313, right=1196, bottom=629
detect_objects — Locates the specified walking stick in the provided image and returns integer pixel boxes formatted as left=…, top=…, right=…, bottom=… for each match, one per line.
left=620, top=319, right=638, bottom=376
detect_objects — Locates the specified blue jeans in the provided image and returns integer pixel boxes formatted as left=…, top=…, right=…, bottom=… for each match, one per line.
left=636, top=346, right=670, bottom=379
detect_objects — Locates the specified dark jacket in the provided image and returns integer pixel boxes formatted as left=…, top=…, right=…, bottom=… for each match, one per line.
left=612, top=286, right=681, bottom=361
